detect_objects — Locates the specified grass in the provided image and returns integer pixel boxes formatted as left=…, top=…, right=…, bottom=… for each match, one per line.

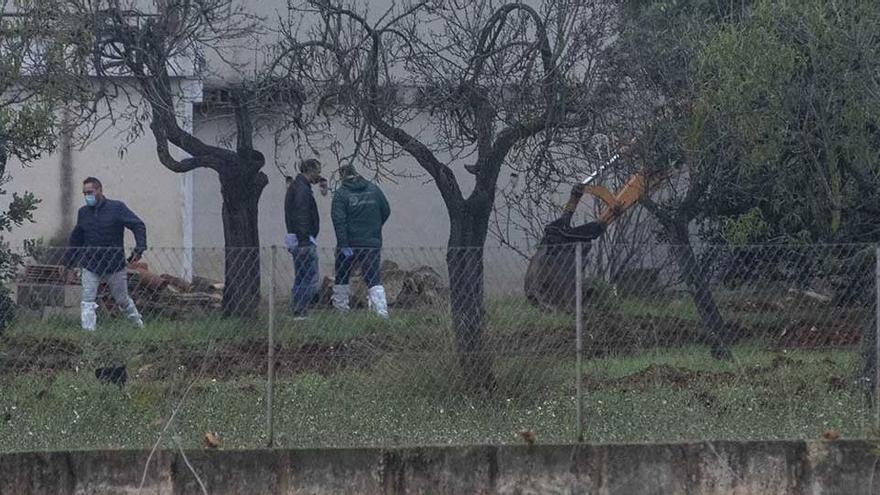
left=0, top=298, right=872, bottom=451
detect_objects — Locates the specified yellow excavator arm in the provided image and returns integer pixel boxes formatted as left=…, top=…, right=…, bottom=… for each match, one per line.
left=564, top=172, right=653, bottom=226
left=524, top=162, right=667, bottom=313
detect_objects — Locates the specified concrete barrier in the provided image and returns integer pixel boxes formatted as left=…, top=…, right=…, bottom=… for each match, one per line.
left=0, top=441, right=877, bottom=494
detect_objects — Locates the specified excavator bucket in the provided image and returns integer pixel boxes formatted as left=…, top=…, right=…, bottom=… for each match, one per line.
left=524, top=218, right=604, bottom=313
left=524, top=168, right=658, bottom=313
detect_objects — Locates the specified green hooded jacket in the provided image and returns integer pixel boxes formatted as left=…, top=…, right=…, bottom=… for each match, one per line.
left=331, top=177, right=390, bottom=248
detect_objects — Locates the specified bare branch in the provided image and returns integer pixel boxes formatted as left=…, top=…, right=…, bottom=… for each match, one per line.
left=277, top=0, right=621, bottom=247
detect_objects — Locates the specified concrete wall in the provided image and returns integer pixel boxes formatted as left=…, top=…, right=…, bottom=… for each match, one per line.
left=0, top=441, right=876, bottom=495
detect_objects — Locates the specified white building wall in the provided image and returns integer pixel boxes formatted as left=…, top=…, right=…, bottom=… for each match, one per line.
left=190, top=112, right=479, bottom=250
left=4, top=84, right=197, bottom=279
left=4, top=0, right=608, bottom=299
left=190, top=109, right=544, bottom=299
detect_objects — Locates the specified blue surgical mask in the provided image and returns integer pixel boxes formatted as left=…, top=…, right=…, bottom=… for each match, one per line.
left=85, top=194, right=97, bottom=207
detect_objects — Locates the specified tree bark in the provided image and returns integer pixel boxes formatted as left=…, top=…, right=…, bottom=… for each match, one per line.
left=447, top=206, right=496, bottom=393
left=668, top=223, right=732, bottom=359
left=219, top=162, right=268, bottom=317
left=94, top=8, right=277, bottom=318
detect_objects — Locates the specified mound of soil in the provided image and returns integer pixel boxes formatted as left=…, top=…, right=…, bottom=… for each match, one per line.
left=769, top=322, right=861, bottom=349
left=130, top=335, right=395, bottom=381
left=0, top=333, right=397, bottom=381
left=585, top=364, right=735, bottom=392
left=0, top=337, right=82, bottom=374
left=495, top=314, right=709, bottom=357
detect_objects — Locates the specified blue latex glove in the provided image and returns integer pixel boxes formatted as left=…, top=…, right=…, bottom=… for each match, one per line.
left=341, top=247, right=354, bottom=258
left=284, top=234, right=298, bottom=252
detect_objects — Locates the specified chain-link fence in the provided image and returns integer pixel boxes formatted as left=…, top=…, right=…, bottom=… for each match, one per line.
left=0, top=243, right=874, bottom=451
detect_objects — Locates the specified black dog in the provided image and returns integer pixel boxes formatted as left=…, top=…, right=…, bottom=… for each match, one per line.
left=95, top=366, right=128, bottom=387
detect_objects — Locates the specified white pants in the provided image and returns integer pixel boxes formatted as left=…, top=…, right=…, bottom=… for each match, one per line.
left=81, top=269, right=141, bottom=329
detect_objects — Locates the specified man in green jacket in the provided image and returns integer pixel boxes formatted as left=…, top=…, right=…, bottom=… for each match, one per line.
left=331, top=164, right=391, bottom=318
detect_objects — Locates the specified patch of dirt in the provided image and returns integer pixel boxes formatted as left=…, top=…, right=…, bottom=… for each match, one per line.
left=0, top=308, right=861, bottom=383
left=275, top=336, right=393, bottom=376
left=584, top=354, right=851, bottom=395
left=585, top=364, right=735, bottom=392
left=496, top=315, right=708, bottom=357
left=0, top=337, right=82, bottom=374
left=132, top=335, right=395, bottom=381
left=827, top=376, right=847, bottom=391
left=768, top=322, right=861, bottom=349
left=1, top=334, right=394, bottom=381
left=506, top=310, right=864, bottom=353
left=770, top=354, right=804, bottom=369
left=521, top=297, right=865, bottom=352
left=722, top=299, right=787, bottom=313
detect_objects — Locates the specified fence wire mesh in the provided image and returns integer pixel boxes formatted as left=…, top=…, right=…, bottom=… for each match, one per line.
left=0, top=243, right=874, bottom=451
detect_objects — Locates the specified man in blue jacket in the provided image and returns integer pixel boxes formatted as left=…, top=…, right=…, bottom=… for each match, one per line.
left=331, top=164, right=391, bottom=318
left=67, top=177, right=147, bottom=331
left=284, top=159, right=323, bottom=319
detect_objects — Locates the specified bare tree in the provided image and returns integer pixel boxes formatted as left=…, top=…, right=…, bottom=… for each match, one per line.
left=82, top=0, right=301, bottom=316
left=592, top=97, right=736, bottom=359
left=491, top=131, right=661, bottom=281
left=274, top=0, right=620, bottom=390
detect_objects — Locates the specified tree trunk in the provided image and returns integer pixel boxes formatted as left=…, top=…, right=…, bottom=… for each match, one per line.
left=219, top=166, right=267, bottom=317
left=669, top=225, right=732, bottom=359
left=447, top=208, right=495, bottom=393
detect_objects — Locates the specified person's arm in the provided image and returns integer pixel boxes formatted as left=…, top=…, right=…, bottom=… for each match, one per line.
left=292, top=181, right=313, bottom=244
left=377, top=186, right=390, bottom=225
left=64, top=212, right=84, bottom=267
left=119, top=202, right=147, bottom=255
left=284, top=185, right=296, bottom=234
left=331, top=190, right=349, bottom=248
left=68, top=221, right=84, bottom=248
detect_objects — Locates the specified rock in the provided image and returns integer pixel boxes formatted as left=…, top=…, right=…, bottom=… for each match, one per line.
left=315, top=260, right=445, bottom=308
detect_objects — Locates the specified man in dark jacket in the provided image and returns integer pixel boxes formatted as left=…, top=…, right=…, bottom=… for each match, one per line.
left=284, top=158, right=323, bottom=318
left=331, top=164, right=391, bottom=318
left=67, top=177, right=147, bottom=331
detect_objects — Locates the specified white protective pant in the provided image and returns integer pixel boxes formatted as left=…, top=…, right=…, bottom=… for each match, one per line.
left=332, top=284, right=351, bottom=312
left=81, top=269, right=143, bottom=330
left=368, top=285, right=389, bottom=319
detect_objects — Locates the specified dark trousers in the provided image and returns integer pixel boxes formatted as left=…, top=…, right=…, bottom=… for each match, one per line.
left=291, top=246, right=318, bottom=315
left=335, top=248, right=382, bottom=287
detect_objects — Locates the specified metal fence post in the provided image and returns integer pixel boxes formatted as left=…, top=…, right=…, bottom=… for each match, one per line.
left=868, top=246, right=880, bottom=431
left=575, top=242, right=584, bottom=442
left=267, top=246, right=277, bottom=448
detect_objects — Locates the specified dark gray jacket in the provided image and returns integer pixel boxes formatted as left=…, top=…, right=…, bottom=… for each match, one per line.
left=67, top=198, right=147, bottom=274
left=284, top=174, right=319, bottom=244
